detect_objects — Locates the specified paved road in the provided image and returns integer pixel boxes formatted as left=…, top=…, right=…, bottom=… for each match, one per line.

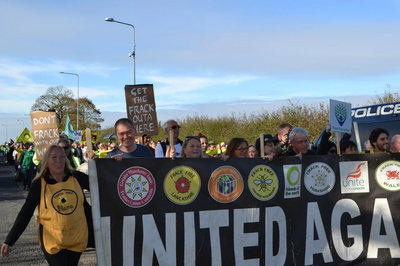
left=0, top=155, right=97, bottom=265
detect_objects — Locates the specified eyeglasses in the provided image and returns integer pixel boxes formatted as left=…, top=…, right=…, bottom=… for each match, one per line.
left=294, top=140, right=308, bottom=145
left=170, top=125, right=181, bottom=130
left=60, top=146, right=69, bottom=150
left=328, top=148, right=337, bottom=154
left=236, top=147, right=249, bottom=152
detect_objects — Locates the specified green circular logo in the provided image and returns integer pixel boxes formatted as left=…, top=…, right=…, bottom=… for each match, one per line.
left=287, top=166, right=300, bottom=186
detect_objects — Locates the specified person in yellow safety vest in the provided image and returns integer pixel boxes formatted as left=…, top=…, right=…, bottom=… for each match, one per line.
left=98, top=143, right=112, bottom=158
left=206, top=141, right=218, bottom=157
left=221, top=142, right=227, bottom=155
left=359, top=128, right=390, bottom=154
left=58, top=138, right=81, bottom=169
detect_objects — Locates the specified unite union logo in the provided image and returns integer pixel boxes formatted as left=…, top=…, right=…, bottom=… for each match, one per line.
left=339, top=161, right=369, bottom=194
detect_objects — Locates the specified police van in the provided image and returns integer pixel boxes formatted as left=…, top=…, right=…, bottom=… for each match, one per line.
left=312, top=101, right=400, bottom=152
left=352, top=101, right=400, bottom=150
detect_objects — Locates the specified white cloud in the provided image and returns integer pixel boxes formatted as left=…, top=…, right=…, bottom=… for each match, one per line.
left=143, top=75, right=259, bottom=96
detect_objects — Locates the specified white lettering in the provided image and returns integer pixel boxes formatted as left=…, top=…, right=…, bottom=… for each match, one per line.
left=234, top=208, right=259, bottom=266
left=33, top=115, right=57, bottom=125
left=184, top=212, right=196, bottom=266
left=123, top=216, right=135, bottom=265
left=130, top=87, right=148, bottom=96
left=381, top=104, right=394, bottom=115
left=394, top=103, right=400, bottom=114
left=142, top=213, right=176, bottom=266
left=367, top=198, right=400, bottom=258
left=354, top=108, right=367, bottom=118
left=265, top=207, right=287, bottom=266
left=199, top=209, right=229, bottom=266
left=331, top=199, right=363, bottom=261
left=305, top=202, right=333, bottom=265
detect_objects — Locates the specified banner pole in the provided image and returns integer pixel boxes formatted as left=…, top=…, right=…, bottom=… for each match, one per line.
left=260, top=133, right=265, bottom=158
left=335, top=131, right=341, bottom=154
left=86, top=128, right=107, bottom=266
left=88, top=159, right=107, bottom=266
left=169, top=130, right=175, bottom=157
left=86, top=128, right=93, bottom=158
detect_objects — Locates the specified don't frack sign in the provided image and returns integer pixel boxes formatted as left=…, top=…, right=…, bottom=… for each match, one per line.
left=30, top=110, right=59, bottom=160
left=125, top=84, right=158, bottom=136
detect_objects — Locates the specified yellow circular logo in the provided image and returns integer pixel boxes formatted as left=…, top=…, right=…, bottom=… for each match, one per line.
left=51, top=189, right=78, bottom=215
left=248, top=165, right=279, bottom=201
left=164, top=166, right=201, bottom=205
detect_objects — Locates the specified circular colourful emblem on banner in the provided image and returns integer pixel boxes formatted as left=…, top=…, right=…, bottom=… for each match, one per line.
left=375, top=160, right=400, bottom=191
left=208, top=166, right=243, bottom=203
left=164, top=166, right=201, bottom=205
left=117, top=167, right=156, bottom=208
left=287, top=166, right=301, bottom=186
left=304, top=162, right=335, bottom=196
left=248, top=165, right=279, bottom=201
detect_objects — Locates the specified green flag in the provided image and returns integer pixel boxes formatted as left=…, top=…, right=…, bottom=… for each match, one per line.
left=16, top=127, right=34, bottom=143
left=65, top=114, right=75, bottom=140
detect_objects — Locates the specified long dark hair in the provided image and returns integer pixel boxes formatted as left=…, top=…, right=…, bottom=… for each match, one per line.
left=225, top=137, right=248, bottom=157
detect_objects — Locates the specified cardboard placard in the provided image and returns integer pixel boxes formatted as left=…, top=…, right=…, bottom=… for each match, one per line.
left=30, top=111, right=59, bottom=160
left=125, top=84, right=158, bottom=136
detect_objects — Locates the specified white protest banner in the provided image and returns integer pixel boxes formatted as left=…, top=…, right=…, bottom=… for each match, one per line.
left=125, top=84, right=158, bottom=136
left=329, top=99, right=352, bottom=133
left=30, top=110, right=59, bottom=160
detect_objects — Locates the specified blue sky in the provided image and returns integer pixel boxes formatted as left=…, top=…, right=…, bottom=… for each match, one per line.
left=1, top=0, right=400, bottom=142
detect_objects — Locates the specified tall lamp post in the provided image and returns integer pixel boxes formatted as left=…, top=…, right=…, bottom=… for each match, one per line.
left=17, top=119, right=24, bottom=130
left=105, top=17, right=136, bottom=85
left=60, top=72, right=79, bottom=129
left=2, top=124, right=7, bottom=142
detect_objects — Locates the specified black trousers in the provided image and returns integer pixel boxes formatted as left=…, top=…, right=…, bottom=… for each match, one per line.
left=41, top=246, right=82, bottom=266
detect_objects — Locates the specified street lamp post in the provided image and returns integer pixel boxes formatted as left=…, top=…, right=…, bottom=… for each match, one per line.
left=60, top=72, right=79, bottom=130
left=2, top=124, right=7, bottom=142
left=17, top=119, right=24, bottom=130
left=105, top=17, right=136, bottom=85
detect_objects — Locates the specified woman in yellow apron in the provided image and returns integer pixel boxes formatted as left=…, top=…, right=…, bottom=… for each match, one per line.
left=1, top=145, right=94, bottom=266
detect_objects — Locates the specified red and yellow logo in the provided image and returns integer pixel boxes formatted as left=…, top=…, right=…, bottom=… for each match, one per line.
left=164, top=166, right=201, bottom=205
left=208, top=166, right=243, bottom=203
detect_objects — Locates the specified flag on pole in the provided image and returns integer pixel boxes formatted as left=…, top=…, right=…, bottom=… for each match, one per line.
left=16, top=128, right=34, bottom=143
left=65, top=114, right=75, bottom=141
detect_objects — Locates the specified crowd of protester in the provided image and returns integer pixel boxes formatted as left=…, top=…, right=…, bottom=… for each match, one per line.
left=1, top=119, right=400, bottom=189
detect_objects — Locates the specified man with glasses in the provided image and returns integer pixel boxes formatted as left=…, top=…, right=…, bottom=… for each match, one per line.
left=106, top=118, right=153, bottom=160
left=286, top=127, right=315, bottom=158
left=155, top=119, right=183, bottom=158
left=58, top=138, right=81, bottom=169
